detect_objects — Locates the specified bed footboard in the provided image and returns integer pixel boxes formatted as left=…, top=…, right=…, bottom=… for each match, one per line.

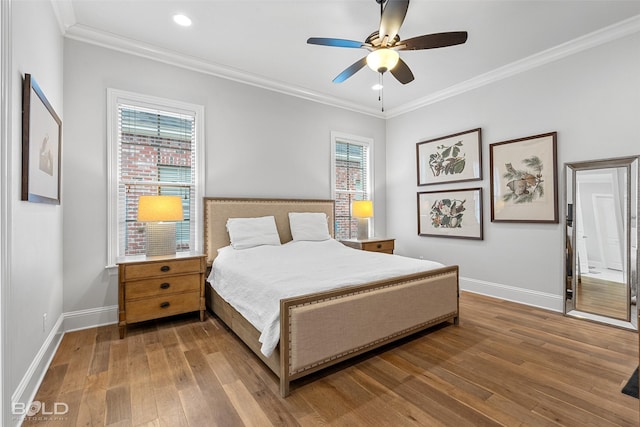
left=279, top=265, right=459, bottom=396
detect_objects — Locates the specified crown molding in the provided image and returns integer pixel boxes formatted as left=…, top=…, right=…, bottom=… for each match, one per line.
left=50, top=0, right=75, bottom=35
left=385, top=13, right=640, bottom=118
left=61, top=22, right=385, bottom=118
left=51, top=0, right=639, bottom=120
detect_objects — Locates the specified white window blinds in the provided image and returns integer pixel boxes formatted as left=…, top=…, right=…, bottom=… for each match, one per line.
left=107, top=90, right=204, bottom=264
left=117, top=104, right=196, bottom=257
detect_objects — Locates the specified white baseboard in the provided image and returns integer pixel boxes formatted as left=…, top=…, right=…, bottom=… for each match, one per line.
left=9, top=306, right=118, bottom=426
left=63, top=305, right=118, bottom=333
left=460, top=276, right=564, bottom=313
left=10, top=314, right=64, bottom=427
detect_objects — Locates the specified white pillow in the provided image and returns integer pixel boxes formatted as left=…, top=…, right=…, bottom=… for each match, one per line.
left=226, top=216, right=281, bottom=249
left=288, top=212, right=331, bottom=241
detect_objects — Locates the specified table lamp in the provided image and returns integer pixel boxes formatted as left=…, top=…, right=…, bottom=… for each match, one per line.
left=137, top=195, right=184, bottom=256
left=351, top=200, right=373, bottom=240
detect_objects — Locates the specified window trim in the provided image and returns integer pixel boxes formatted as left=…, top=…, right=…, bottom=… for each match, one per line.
left=330, top=131, right=374, bottom=238
left=106, top=89, right=205, bottom=266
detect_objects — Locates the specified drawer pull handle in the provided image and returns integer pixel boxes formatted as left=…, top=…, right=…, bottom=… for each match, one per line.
left=377, top=244, right=382, bottom=249
left=160, top=282, right=171, bottom=290
left=160, top=266, right=171, bottom=272
left=160, top=302, right=171, bottom=309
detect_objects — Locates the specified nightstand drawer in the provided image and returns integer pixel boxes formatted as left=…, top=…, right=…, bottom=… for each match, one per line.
left=126, top=291, right=200, bottom=323
left=123, top=258, right=202, bottom=280
left=361, top=240, right=394, bottom=253
left=125, top=274, right=201, bottom=300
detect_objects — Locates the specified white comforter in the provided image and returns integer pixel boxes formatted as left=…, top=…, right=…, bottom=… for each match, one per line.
left=207, top=239, right=444, bottom=356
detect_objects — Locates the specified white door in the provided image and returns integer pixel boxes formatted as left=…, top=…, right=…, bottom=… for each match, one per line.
left=592, top=194, right=623, bottom=271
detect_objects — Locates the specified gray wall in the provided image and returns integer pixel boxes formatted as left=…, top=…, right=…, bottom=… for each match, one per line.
left=7, top=0, right=64, bottom=421
left=62, top=39, right=387, bottom=316
left=386, top=32, right=640, bottom=310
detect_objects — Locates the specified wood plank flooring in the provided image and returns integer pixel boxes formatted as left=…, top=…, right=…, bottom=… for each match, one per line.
left=577, top=276, right=628, bottom=320
left=22, top=292, right=638, bottom=426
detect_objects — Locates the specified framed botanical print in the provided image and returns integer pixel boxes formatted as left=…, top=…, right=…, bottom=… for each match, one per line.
left=490, top=132, right=558, bottom=223
left=417, top=128, right=482, bottom=186
left=417, top=187, right=483, bottom=240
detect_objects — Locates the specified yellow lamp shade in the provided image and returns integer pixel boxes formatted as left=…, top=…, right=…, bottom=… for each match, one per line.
left=366, top=49, right=400, bottom=73
left=351, top=200, right=373, bottom=218
left=137, top=195, right=184, bottom=222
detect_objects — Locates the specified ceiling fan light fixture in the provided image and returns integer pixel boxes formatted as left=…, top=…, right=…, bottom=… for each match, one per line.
left=366, top=48, right=399, bottom=73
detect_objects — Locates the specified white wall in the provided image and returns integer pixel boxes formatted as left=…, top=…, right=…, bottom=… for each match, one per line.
left=386, top=32, right=640, bottom=310
left=62, top=39, right=386, bottom=317
left=7, top=0, right=64, bottom=422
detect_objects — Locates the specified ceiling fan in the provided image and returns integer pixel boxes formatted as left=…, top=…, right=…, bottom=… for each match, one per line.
left=307, top=0, right=468, bottom=85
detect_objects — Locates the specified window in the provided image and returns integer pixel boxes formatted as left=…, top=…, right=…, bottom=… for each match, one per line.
left=331, top=132, right=373, bottom=240
left=107, top=90, right=204, bottom=265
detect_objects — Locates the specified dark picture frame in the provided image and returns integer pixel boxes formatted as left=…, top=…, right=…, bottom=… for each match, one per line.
left=417, top=128, right=482, bottom=186
left=22, top=73, right=61, bottom=204
left=417, top=187, right=483, bottom=240
left=490, top=132, right=558, bottom=223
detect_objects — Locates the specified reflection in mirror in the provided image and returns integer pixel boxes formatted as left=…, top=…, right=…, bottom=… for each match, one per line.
left=565, top=157, right=638, bottom=330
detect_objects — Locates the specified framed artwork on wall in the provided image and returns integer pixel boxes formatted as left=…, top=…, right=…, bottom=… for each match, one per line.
left=416, top=128, right=482, bottom=186
left=417, top=187, right=483, bottom=240
left=22, top=73, right=62, bottom=205
left=490, top=132, right=558, bottom=223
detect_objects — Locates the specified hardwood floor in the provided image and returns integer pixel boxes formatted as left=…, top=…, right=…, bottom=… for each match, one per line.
left=23, top=292, right=638, bottom=426
left=576, top=275, right=629, bottom=320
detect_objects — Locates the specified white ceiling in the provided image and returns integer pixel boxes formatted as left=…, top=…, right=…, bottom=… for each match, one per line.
left=53, top=0, right=640, bottom=117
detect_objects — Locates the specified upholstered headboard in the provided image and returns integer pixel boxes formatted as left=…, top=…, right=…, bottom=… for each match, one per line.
left=203, top=198, right=335, bottom=266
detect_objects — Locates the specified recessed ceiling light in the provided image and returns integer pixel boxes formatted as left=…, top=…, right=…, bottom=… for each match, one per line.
left=372, top=84, right=383, bottom=90
left=173, top=14, right=192, bottom=27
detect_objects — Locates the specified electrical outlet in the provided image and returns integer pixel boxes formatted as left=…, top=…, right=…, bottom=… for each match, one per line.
left=43, top=313, right=47, bottom=332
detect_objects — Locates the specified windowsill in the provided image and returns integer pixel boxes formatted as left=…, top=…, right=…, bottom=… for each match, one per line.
left=105, top=264, right=118, bottom=276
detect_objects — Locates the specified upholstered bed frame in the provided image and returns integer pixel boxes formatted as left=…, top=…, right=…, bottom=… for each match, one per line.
left=203, top=197, right=459, bottom=396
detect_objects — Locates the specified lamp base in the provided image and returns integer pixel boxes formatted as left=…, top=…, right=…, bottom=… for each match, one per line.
left=146, top=222, right=177, bottom=257
left=357, top=218, right=370, bottom=240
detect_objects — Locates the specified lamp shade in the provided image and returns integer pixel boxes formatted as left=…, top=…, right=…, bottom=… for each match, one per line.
left=137, top=195, right=184, bottom=222
left=366, top=49, right=400, bottom=73
left=351, top=200, right=373, bottom=218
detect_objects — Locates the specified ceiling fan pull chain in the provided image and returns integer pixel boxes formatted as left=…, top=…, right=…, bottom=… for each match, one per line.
left=380, top=73, right=385, bottom=112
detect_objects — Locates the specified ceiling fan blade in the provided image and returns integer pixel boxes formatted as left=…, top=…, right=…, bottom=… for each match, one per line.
left=398, top=31, right=468, bottom=51
left=390, top=58, right=414, bottom=84
left=379, top=0, right=409, bottom=45
left=333, top=57, right=368, bottom=83
left=307, top=37, right=365, bottom=49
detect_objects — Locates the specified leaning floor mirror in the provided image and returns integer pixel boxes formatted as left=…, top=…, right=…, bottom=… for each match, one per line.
left=565, top=156, right=639, bottom=329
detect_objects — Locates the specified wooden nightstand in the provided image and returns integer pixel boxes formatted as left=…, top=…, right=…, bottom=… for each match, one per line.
left=340, top=238, right=395, bottom=254
left=117, top=252, right=206, bottom=338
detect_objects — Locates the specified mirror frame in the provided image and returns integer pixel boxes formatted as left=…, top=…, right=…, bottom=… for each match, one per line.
left=564, top=156, right=639, bottom=329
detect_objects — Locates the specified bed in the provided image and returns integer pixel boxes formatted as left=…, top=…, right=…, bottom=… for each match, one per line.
left=203, top=197, right=459, bottom=396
